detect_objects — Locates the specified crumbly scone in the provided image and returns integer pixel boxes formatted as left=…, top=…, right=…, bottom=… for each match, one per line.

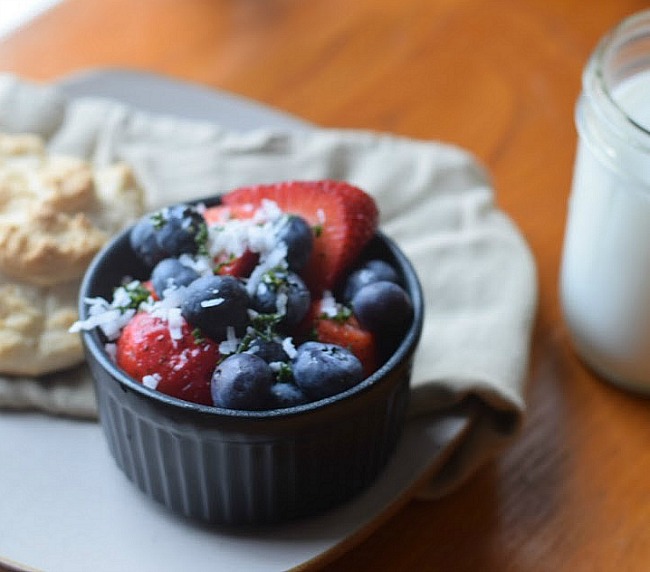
left=0, top=133, right=145, bottom=375
left=0, top=202, right=109, bottom=286
left=0, top=135, right=144, bottom=286
left=0, top=278, right=82, bottom=376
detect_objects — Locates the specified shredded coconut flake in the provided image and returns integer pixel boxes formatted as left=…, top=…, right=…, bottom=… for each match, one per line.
left=70, top=281, right=156, bottom=340
left=111, top=286, right=134, bottom=308
left=209, top=220, right=250, bottom=258
left=178, top=253, right=212, bottom=276
left=207, top=200, right=287, bottom=275
left=83, top=296, right=111, bottom=317
left=254, top=199, right=284, bottom=224
left=142, top=373, right=162, bottom=389
left=269, top=361, right=284, bottom=373
left=320, top=290, right=338, bottom=318
left=218, top=326, right=240, bottom=355
left=167, top=308, right=184, bottom=341
left=275, top=291, right=288, bottom=316
left=246, top=242, right=288, bottom=295
left=70, top=307, right=136, bottom=341
left=247, top=222, right=278, bottom=254
left=157, top=286, right=188, bottom=309
left=281, top=337, right=297, bottom=359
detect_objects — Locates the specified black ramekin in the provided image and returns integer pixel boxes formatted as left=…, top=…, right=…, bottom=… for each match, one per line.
left=79, top=197, right=424, bottom=526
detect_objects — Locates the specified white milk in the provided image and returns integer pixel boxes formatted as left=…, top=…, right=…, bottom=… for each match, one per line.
left=561, top=66, right=650, bottom=392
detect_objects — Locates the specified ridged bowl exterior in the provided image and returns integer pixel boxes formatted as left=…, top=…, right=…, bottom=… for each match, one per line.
left=80, top=199, right=423, bottom=526
left=86, top=344, right=412, bottom=524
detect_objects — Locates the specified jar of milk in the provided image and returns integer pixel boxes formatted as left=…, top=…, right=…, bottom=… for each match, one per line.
left=561, top=10, right=650, bottom=393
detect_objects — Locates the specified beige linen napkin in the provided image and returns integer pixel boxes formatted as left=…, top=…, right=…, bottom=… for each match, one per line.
left=0, top=74, right=537, bottom=497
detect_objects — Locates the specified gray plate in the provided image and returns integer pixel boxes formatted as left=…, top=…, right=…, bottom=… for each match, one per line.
left=0, top=69, right=471, bottom=572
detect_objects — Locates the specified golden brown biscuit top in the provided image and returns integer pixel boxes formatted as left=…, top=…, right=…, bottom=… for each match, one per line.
left=0, top=132, right=145, bottom=375
left=0, top=133, right=143, bottom=286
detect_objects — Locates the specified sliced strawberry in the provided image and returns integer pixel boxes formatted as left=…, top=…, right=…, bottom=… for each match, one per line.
left=223, top=180, right=379, bottom=293
left=203, top=204, right=260, bottom=278
left=214, top=249, right=259, bottom=277
left=310, top=299, right=380, bottom=377
left=116, top=312, right=220, bottom=405
left=203, top=204, right=255, bottom=225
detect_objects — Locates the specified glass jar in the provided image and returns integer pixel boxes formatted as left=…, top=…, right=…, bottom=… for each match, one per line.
left=560, top=10, right=650, bottom=393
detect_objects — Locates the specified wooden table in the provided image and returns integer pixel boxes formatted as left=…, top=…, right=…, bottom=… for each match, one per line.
left=2, top=1, right=650, bottom=570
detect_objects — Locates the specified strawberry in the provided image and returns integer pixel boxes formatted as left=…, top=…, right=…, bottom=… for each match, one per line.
left=203, top=204, right=260, bottom=278
left=116, top=312, right=220, bottom=405
left=202, top=204, right=254, bottom=225
left=214, top=249, right=259, bottom=278
left=222, top=180, right=379, bottom=293
left=309, top=299, right=380, bottom=377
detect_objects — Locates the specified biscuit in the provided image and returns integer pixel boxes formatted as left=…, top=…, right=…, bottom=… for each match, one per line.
left=0, top=279, right=82, bottom=376
left=0, top=145, right=144, bottom=286
left=0, top=133, right=145, bottom=375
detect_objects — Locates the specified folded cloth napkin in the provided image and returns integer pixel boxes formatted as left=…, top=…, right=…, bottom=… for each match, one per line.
left=0, top=74, right=537, bottom=498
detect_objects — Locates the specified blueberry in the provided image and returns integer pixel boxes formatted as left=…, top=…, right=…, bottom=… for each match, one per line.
left=129, top=204, right=207, bottom=268
left=292, top=341, right=364, bottom=400
left=156, top=204, right=206, bottom=258
left=352, top=281, right=413, bottom=335
left=246, top=339, right=290, bottom=364
left=129, top=215, right=165, bottom=268
left=275, top=215, right=313, bottom=272
left=251, top=270, right=310, bottom=329
left=211, top=353, right=274, bottom=410
left=270, top=382, right=309, bottom=409
left=151, top=258, right=200, bottom=297
left=181, top=275, right=250, bottom=340
left=342, top=259, right=400, bottom=303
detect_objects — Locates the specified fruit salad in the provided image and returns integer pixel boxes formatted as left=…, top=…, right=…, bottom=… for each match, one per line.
left=73, top=180, right=415, bottom=410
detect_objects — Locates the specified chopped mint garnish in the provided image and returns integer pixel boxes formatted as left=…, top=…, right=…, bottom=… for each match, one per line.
left=192, top=328, right=205, bottom=344
left=320, top=304, right=352, bottom=324
left=115, top=282, right=152, bottom=313
left=150, top=211, right=165, bottom=230
left=214, top=253, right=236, bottom=274
left=195, top=221, right=209, bottom=256
left=261, top=268, right=288, bottom=288
left=250, top=312, right=283, bottom=335
left=275, top=362, right=293, bottom=383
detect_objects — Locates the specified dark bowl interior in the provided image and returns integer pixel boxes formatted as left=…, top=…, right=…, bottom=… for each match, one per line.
left=79, top=195, right=424, bottom=525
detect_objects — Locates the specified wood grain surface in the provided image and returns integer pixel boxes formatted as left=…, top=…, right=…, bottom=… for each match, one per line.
left=2, top=1, right=650, bottom=570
